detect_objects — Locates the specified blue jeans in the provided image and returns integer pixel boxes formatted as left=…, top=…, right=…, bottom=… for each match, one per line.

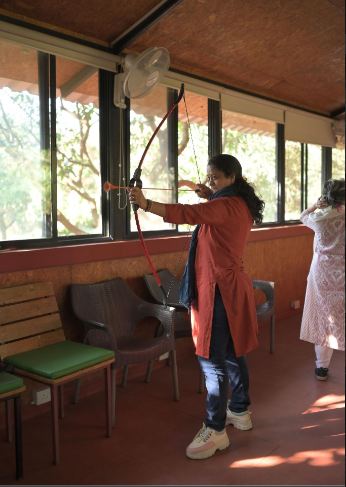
left=198, top=286, right=250, bottom=431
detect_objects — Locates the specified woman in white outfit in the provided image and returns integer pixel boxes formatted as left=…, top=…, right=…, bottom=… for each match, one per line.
left=300, top=178, right=345, bottom=381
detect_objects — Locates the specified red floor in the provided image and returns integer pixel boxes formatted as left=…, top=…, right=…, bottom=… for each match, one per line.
left=0, top=314, right=345, bottom=485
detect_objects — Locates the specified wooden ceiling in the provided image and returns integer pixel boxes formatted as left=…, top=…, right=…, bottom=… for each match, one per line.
left=0, top=0, right=344, bottom=117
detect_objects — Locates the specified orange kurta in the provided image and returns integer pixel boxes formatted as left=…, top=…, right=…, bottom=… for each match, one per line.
left=164, top=196, right=259, bottom=358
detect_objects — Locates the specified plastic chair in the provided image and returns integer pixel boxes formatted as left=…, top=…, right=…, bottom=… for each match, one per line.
left=253, top=279, right=275, bottom=353
left=0, top=371, right=25, bottom=479
left=144, top=269, right=205, bottom=393
left=70, top=277, right=180, bottom=424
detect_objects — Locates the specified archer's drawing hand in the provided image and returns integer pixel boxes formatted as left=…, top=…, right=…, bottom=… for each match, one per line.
left=128, top=187, right=147, bottom=210
left=195, top=183, right=212, bottom=199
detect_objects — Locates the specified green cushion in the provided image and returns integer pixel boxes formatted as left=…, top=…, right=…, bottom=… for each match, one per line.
left=0, top=371, right=24, bottom=394
left=4, top=341, right=114, bottom=380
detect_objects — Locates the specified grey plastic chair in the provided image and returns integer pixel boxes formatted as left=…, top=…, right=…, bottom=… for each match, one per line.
left=144, top=269, right=205, bottom=393
left=253, top=279, right=275, bottom=353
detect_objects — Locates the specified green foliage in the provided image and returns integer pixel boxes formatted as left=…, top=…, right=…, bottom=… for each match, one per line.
left=222, top=128, right=277, bottom=222
left=332, top=147, right=345, bottom=179
left=0, top=88, right=101, bottom=240
left=0, top=89, right=43, bottom=240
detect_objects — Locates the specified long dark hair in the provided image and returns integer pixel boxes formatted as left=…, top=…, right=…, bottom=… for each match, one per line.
left=321, top=178, right=345, bottom=208
left=208, top=154, right=265, bottom=224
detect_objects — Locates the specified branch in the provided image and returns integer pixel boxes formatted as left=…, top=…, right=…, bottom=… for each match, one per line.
left=57, top=210, right=87, bottom=235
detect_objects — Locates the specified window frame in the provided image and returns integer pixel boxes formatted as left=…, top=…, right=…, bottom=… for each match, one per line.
left=0, top=31, right=339, bottom=250
left=0, top=52, right=111, bottom=250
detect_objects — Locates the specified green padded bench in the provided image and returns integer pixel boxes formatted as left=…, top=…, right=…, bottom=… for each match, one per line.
left=5, top=341, right=114, bottom=380
left=0, top=281, right=115, bottom=465
left=0, top=371, right=25, bottom=479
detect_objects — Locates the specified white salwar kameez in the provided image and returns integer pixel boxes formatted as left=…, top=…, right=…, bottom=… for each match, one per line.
left=300, top=205, right=345, bottom=357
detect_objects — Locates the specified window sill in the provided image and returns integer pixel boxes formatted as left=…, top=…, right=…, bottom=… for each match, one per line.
left=0, top=224, right=312, bottom=273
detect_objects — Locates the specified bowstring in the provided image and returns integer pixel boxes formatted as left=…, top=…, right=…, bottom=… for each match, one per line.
left=183, top=92, right=202, bottom=185
left=117, top=111, right=128, bottom=210
left=165, top=91, right=202, bottom=303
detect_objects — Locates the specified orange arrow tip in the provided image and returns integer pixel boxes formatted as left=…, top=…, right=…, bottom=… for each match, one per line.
left=103, top=181, right=112, bottom=192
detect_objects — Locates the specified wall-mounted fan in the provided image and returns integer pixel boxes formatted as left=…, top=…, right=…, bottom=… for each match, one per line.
left=114, top=47, right=170, bottom=109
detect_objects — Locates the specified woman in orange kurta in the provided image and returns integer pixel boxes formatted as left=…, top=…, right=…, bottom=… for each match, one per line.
left=129, top=154, right=264, bottom=460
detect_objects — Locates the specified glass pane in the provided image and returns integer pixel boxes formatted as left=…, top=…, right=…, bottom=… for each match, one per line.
left=130, top=85, right=173, bottom=232
left=332, top=145, right=345, bottom=179
left=178, top=90, right=208, bottom=231
left=307, top=144, right=322, bottom=207
left=285, top=141, right=302, bottom=220
left=56, top=58, right=101, bottom=236
left=222, top=111, right=277, bottom=223
left=0, top=39, right=51, bottom=241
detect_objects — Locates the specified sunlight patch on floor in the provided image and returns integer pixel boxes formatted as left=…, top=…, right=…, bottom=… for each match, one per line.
left=230, top=448, right=345, bottom=469
left=302, top=394, right=345, bottom=414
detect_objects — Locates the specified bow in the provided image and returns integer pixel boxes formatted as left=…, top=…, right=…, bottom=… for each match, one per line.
left=129, top=83, right=185, bottom=304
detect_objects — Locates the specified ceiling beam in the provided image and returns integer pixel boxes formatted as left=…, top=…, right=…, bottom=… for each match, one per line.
left=111, top=0, right=183, bottom=53
left=60, top=65, right=98, bottom=98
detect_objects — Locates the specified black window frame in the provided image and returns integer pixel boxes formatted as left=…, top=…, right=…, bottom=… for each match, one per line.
left=0, top=50, right=336, bottom=250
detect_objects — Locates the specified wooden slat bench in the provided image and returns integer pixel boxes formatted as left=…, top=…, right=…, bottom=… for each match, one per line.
left=0, top=281, right=115, bottom=465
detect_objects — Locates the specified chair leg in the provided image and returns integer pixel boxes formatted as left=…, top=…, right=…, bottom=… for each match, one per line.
left=145, top=360, right=154, bottom=383
left=111, top=366, right=116, bottom=427
left=59, top=385, right=64, bottom=419
left=104, top=365, right=112, bottom=438
left=73, top=379, right=81, bottom=404
left=270, top=316, right=275, bottom=353
left=170, top=350, right=180, bottom=401
left=13, top=396, right=23, bottom=480
left=50, top=384, right=60, bottom=465
left=5, top=399, right=13, bottom=443
left=121, top=365, right=129, bottom=388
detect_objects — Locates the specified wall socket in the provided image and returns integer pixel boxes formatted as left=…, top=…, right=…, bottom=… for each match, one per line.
left=290, top=300, right=301, bottom=310
left=32, top=387, right=51, bottom=405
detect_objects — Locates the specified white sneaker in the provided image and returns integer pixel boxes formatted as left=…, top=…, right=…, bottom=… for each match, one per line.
left=186, top=424, right=230, bottom=460
left=226, top=409, right=253, bottom=430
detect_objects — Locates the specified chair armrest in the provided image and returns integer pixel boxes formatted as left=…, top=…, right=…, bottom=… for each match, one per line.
left=138, top=302, right=176, bottom=337
left=82, top=319, right=106, bottom=329
left=80, top=319, right=115, bottom=348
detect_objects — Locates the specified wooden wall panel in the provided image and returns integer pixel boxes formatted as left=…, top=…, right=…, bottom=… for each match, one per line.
left=244, top=235, right=313, bottom=318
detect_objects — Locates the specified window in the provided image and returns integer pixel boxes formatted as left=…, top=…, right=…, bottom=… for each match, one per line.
left=332, top=145, right=345, bottom=179
left=177, top=90, right=208, bottom=231
left=285, top=142, right=322, bottom=220
left=56, top=59, right=101, bottom=236
left=285, top=141, right=302, bottom=220
left=0, top=39, right=44, bottom=241
left=306, top=144, right=322, bottom=207
left=2, top=26, right=336, bottom=248
left=129, top=85, right=174, bottom=232
left=0, top=38, right=102, bottom=246
left=221, top=111, right=277, bottom=223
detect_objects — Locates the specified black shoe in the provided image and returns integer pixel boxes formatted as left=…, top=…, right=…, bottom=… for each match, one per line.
left=315, top=367, right=329, bottom=381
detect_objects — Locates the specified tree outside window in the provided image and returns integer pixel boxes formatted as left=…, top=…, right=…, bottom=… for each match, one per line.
left=222, top=111, right=277, bottom=223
